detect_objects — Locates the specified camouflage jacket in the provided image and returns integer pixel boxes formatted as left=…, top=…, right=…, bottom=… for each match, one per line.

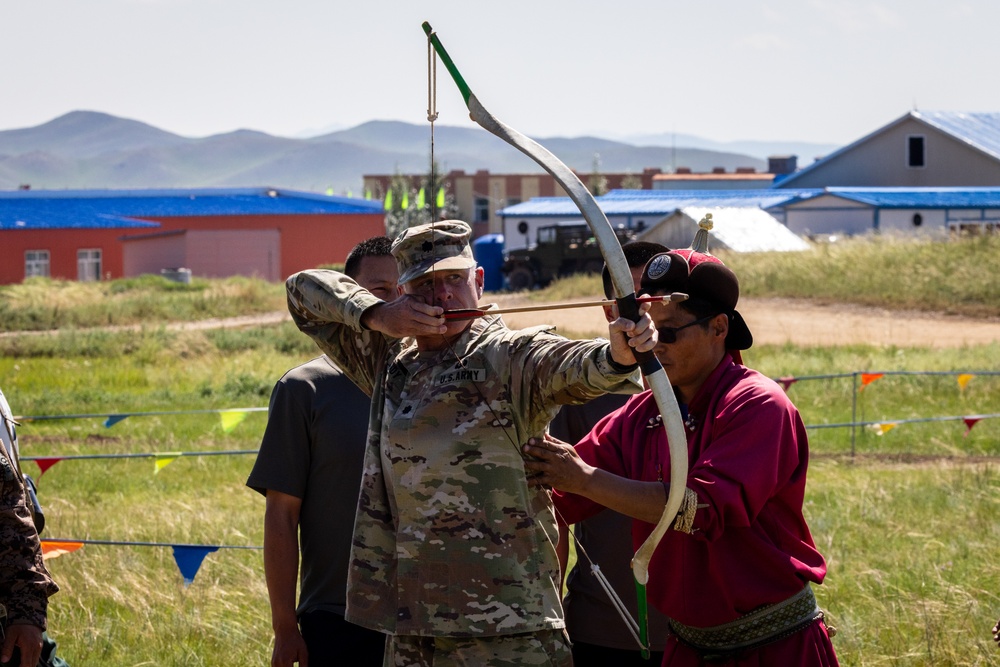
left=286, top=270, right=642, bottom=637
left=0, top=388, right=58, bottom=630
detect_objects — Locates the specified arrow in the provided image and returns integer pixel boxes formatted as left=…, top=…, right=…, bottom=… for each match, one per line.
left=442, top=293, right=688, bottom=321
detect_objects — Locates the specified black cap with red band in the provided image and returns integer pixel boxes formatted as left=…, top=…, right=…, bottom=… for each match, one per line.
left=640, top=249, right=753, bottom=351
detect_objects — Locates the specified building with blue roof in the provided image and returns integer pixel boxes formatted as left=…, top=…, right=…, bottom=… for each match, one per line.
left=499, top=183, right=1000, bottom=249
left=498, top=189, right=817, bottom=252
left=0, top=187, right=385, bottom=284
left=782, top=187, right=1000, bottom=237
left=776, top=111, right=1000, bottom=189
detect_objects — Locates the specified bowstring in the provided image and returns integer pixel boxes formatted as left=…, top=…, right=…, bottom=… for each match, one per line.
left=423, top=26, right=644, bottom=652
left=440, top=320, right=647, bottom=651
left=427, top=34, right=438, bottom=221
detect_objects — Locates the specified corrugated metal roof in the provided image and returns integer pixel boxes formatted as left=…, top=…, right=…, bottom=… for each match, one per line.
left=915, top=111, right=1000, bottom=161
left=0, top=212, right=159, bottom=231
left=0, top=187, right=383, bottom=230
left=825, top=186, right=1000, bottom=208
left=498, top=189, right=818, bottom=217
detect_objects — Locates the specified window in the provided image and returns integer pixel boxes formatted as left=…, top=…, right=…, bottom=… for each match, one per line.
left=474, top=197, right=490, bottom=223
left=25, top=250, right=50, bottom=278
left=907, top=135, right=926, bottom=168
left=538, top=227, right=557, bottom=244
left=77, top=249, right=102, bottom=282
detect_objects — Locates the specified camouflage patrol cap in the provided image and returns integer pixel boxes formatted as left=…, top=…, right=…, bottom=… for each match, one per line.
left=391, top=220, right=477, bottom=284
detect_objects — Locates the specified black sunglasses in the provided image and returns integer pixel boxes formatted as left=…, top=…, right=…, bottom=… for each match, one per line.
left=656, top=314, right=718, bottom=344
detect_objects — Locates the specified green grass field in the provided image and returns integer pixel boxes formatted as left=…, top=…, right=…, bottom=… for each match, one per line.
left=3, top=235, right=1000, bottom=666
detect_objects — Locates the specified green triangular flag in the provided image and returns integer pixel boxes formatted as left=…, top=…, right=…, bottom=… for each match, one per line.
left=365, top=188, right=372, bottom=200
left=401, top=190, right=409, bottom=210
left=325, top=187, right=334, bottom=195
left=384, top=190, right=393, bottom=211
left=436, top=186, right=445, bottom=208
left=416, top=187, right=425, bottom=209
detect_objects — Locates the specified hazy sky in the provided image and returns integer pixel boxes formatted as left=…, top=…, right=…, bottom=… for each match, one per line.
left=3, top=0, right=998, bottom=146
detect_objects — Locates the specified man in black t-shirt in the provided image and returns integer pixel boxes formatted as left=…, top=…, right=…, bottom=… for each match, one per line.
left=248, top=237, right=398, bottom=667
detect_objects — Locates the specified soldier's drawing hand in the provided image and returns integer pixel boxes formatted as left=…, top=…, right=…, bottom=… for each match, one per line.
left=361, top=294, right=447, bottom=338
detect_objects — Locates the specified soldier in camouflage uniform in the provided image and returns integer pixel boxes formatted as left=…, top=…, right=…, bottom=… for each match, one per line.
left=286, top=220, right=656, bottom=666
left=1, top=386, right=59, bottom=667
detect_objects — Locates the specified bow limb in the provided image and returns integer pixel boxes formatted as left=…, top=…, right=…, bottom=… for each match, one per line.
left=424, top=21, right=689, bottom=652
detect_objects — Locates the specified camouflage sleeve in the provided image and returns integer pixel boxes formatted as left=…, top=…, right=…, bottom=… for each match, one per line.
left=285, top=269, right=389, bottom=396
left=507, top=328, right=642, bottom=433
left=0, top=452, right=58, bottom=629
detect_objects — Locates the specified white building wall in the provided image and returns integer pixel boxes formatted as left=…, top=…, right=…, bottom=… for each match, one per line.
left=877, top=209, right=948, bottom=235
left=785, top=208, right=875, bottom=237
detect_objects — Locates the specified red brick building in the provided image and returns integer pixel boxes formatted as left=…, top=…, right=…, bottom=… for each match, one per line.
left=0, top=188, right=385, bottom=285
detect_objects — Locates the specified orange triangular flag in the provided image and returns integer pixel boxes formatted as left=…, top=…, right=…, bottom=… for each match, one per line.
left=963, top=417, right=982, bottom=437
left=860, top=373, right=884, bottom=391
left=40, top=541, right=84, bottom=560
left=957, top=374, right=974, bottom=391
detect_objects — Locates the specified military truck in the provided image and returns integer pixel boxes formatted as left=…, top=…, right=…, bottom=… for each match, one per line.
left=501, top=221, right=636, bottom=291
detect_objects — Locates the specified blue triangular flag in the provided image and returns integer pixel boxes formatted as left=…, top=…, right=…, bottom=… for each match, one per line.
left=104, top=414, right=129, bottom=428
left=172, top=545, right=219, bottom=586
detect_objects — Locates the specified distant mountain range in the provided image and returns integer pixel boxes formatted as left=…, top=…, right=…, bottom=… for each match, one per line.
left=0, top=111, right=841, bottom=194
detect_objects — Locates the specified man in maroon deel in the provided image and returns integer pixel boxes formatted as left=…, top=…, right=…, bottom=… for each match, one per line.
left=524, top=245, right=839, bottom=666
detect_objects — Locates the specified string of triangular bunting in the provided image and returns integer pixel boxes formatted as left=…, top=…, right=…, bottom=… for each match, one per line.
left=22, top=449, right=257, bottom=478
left=39, top=538, right=260, bottom=586
left=15, top=406, right=266, bottom=429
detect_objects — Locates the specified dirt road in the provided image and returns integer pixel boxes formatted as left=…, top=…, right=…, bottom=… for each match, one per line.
left=5, top=297, right=999, bottom=347
left=489, top=295, right=1000, bottom=348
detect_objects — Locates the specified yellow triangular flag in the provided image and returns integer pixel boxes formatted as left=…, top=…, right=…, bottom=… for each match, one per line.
left=220, top=410, right=249, bottom=433
left=383, top=190, right=393, bottom=211
left=346, top=189, right=353, bottom=198
left=957, top=374, right=974, bottom=391
left=40, top=540, right=84, bottom=560
left=154, top=453, right=183, bottom=474
left=416, top=187, right=425, bottom=209
left=365, top=188, right=372, bottom=200
left=401, top=190, right=409, bottom=210
left=869, top=422, right=897, bottom=436
left=436, top=186, right=445, bottom=208
left=325, top=187, right=334, bottom=196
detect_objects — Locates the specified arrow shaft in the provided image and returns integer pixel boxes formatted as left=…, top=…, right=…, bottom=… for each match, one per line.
left=442, top=294, right=687, bottom=321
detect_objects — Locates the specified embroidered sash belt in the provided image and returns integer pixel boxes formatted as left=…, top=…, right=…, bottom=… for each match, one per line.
left=667, top=585, right=822, bottom=659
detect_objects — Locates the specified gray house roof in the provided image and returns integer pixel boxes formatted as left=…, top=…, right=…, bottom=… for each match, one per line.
left=776, top=111, right=1000, bottom=188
